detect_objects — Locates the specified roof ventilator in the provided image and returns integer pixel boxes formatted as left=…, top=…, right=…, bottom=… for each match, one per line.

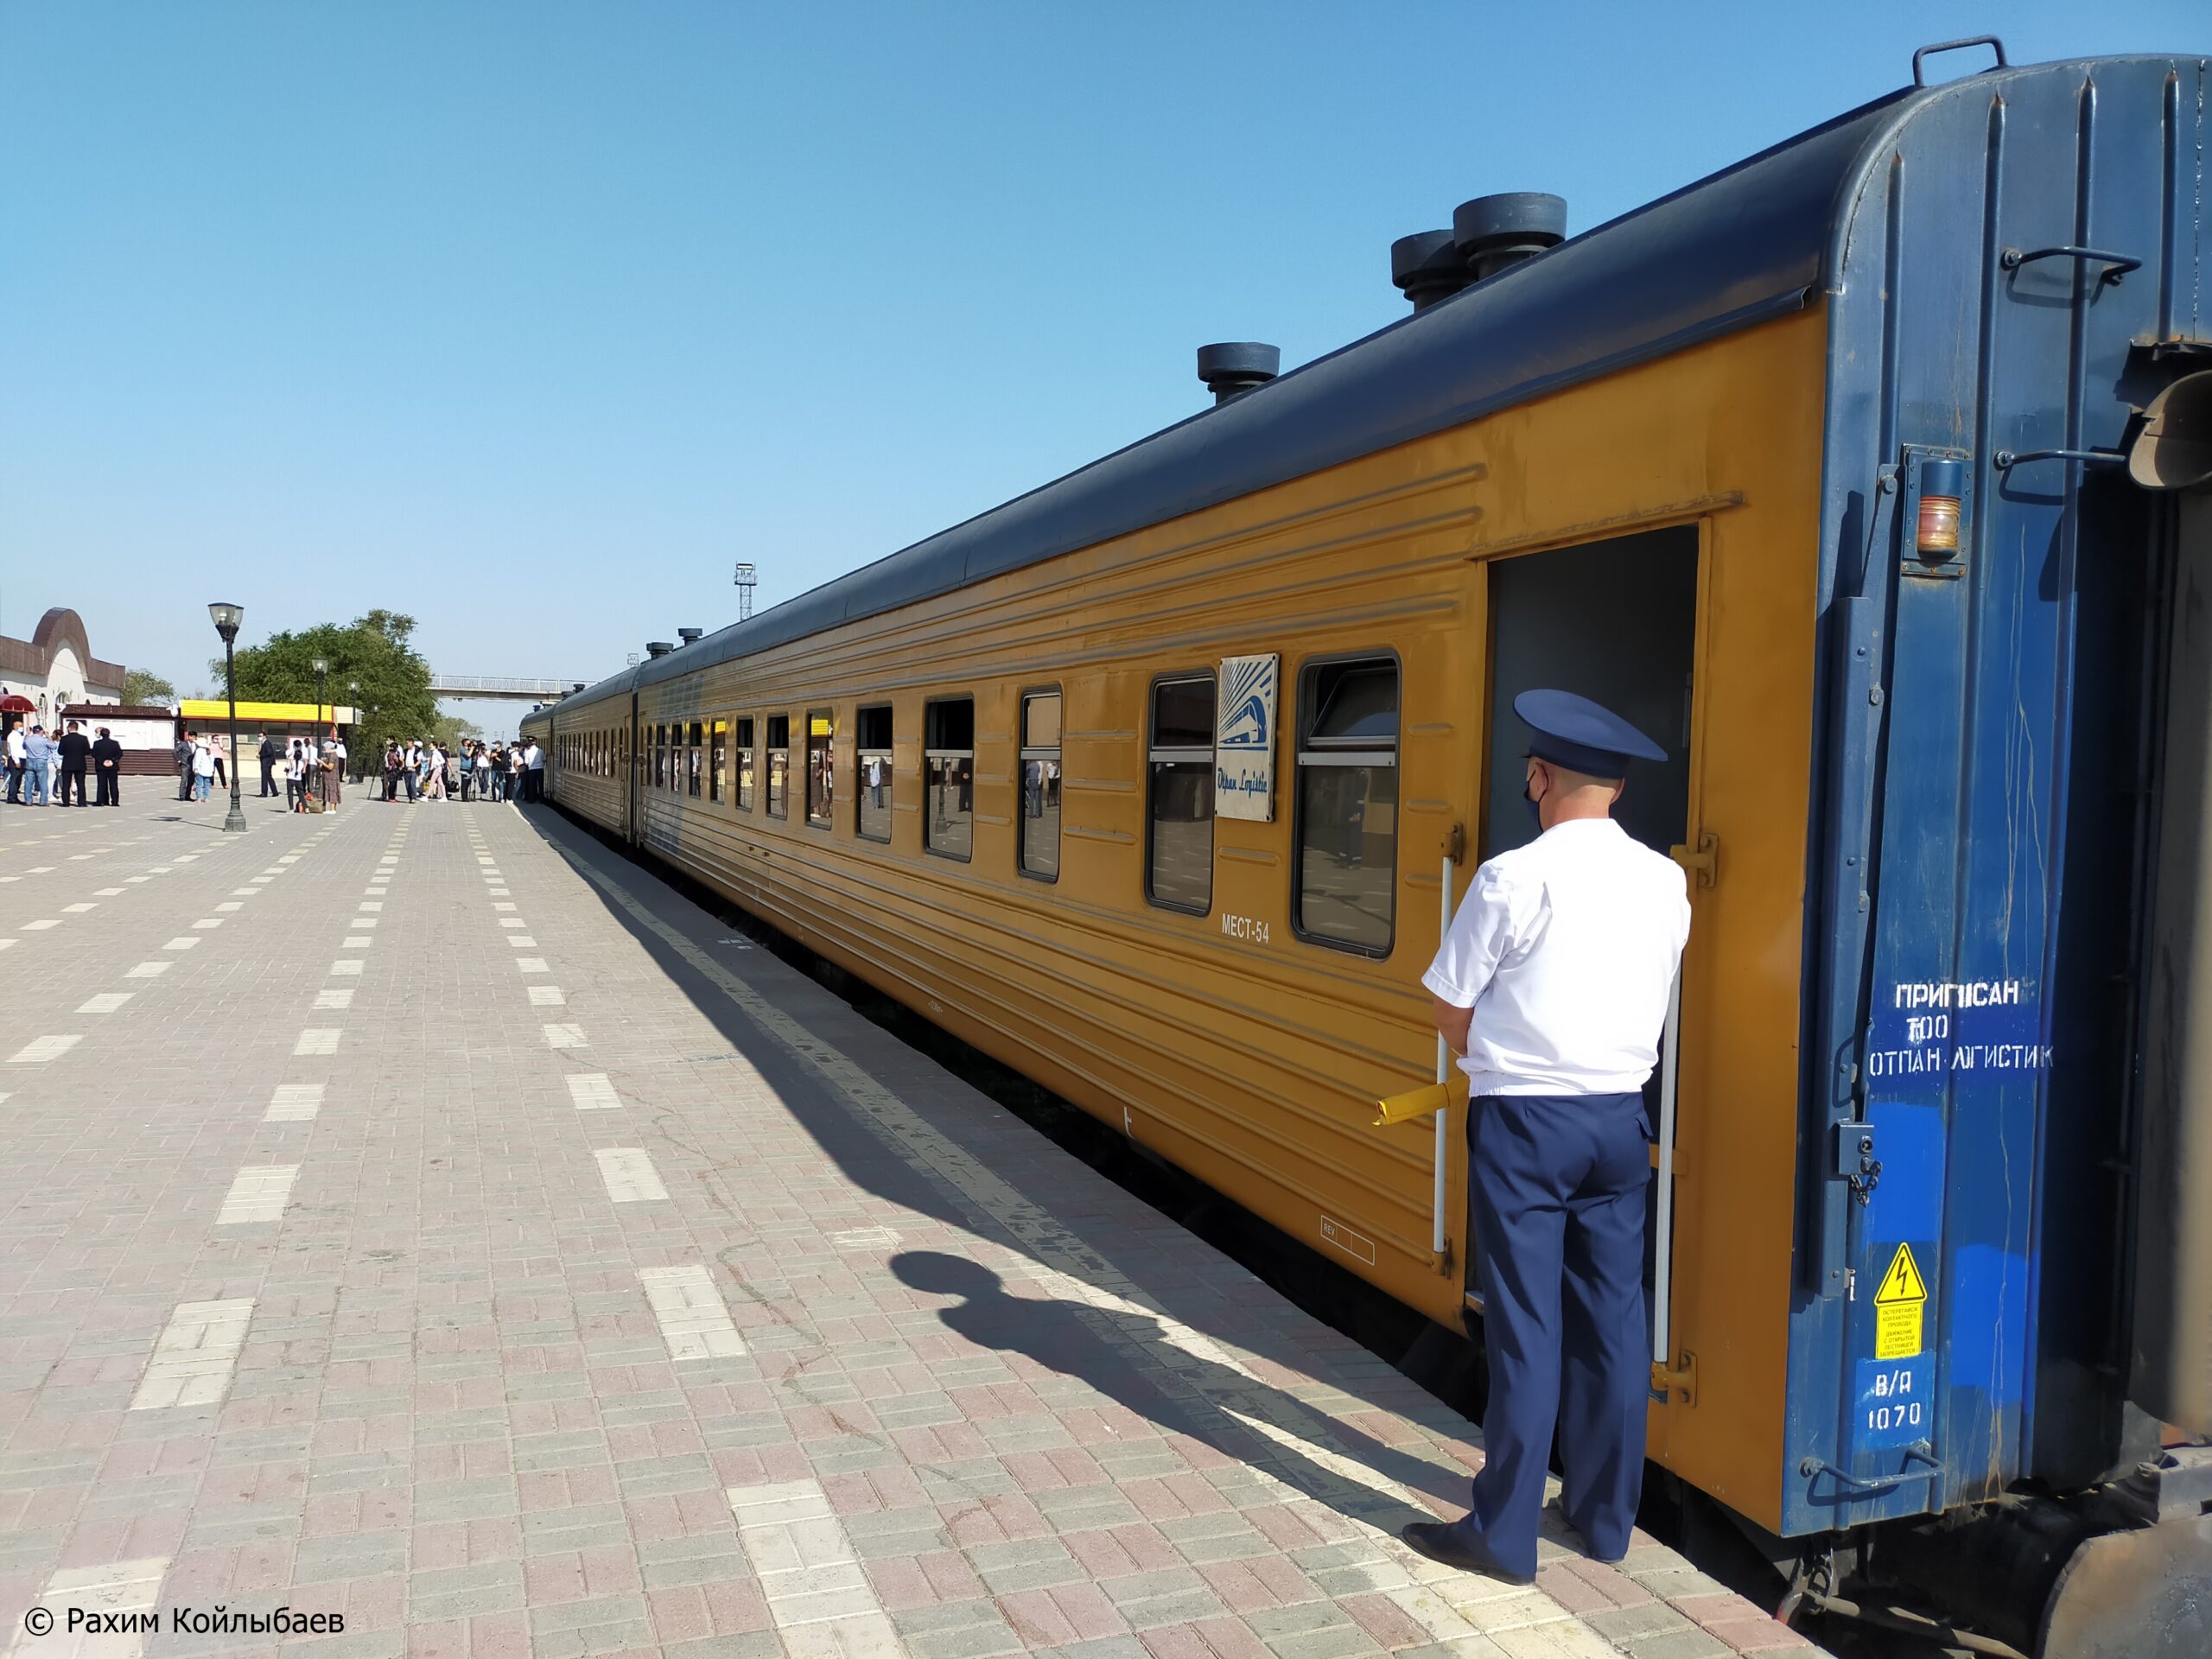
left=1451, top=192, right=1567, bottom=283
left=644, top=641, right=674, bottom=658
left=1197, top=342, right=1281, bottom=405
left=677, top=627, right=703, bottom=646
left=1391, top=230, right=1472, bottom=311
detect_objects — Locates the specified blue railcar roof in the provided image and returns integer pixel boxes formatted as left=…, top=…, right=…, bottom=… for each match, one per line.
left=538, top=56, right=2178, bottom=715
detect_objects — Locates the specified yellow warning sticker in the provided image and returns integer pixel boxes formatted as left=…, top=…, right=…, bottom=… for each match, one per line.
left=1872, top=1243, right=1928, bottom=1360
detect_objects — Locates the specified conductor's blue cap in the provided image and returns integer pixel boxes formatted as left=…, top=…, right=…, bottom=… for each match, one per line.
left=1513, top=689, right=1666, bottom=780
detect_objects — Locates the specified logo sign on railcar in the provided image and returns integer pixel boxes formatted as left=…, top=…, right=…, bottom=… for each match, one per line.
left=1215, top=653, right=1278, bottom=822
left=1864, top=976, right=2050, bottom=1084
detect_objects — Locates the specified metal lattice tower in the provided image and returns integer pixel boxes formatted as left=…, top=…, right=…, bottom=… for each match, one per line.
left=733, top=562, right=758, bottom=621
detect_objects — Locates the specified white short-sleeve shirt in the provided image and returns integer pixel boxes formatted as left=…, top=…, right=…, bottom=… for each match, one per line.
left=1423, top=817, right=1691, bottom=1096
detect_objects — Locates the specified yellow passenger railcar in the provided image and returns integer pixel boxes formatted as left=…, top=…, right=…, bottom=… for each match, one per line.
left=530, top=47, right=2212, bottom=1652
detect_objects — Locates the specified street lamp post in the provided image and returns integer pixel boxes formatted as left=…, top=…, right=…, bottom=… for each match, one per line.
left=312, top=656, right=328, bottom=740
left=208, top=602, right=248, bottom=834
left=347, top=680, right=360, bottom=785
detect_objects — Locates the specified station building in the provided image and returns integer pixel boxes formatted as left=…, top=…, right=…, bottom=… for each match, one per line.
left=0, top=607, right=124, bottom=730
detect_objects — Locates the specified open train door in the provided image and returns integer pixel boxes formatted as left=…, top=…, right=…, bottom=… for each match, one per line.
left=1467, top=525, right=1705, bottom=1402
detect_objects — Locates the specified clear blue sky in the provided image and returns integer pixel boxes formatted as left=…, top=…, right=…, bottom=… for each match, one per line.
left=2, top=3, right=2202, bottom=732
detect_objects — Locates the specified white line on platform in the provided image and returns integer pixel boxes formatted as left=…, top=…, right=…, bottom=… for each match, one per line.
left=76, top=993, right=134, bottom=1014
left=192, top=918, right=224, bottom=929
left=130, top=1297, right=254, bottom=1409
left=489, top=887, right=511, bottom=895
left=329, top=959, right=363, bottom=976
left=8, top=1034, right=80, bottom=1064
left=594, top=1147, right=668, bottom=1202
left=828, top=1227, right=900, bottom=1251
left=126, top=874, right=150, bottom=882
left=294, top=1028, right=340, bottom=1056
left=353, top=917, right=378, bottom=928
left=95, top=887, right=124, bottom=895
left=60, top=902, right=95, bottom=913
left=509, top=936, right=537, bottom=948
left=357, top=901, right=383, bottom=912
left=515, top=957, right=549, bottom=973
left=163, top=937, right=201, bottom=950
left=639, top=1264, right=745, bottom=1359
left=265, top=1083, right=324, bottom=1122
left=499, top=918, right=526, bottom=929
left=725, top=1478, right=893, bottom=1645
left=543, top=1022, right=587, bottom=1049
left=125, top=961, right=171, bottom=978
left=217, top=1164, right=298, bottom=1225
left=8, top=1556, right=169, bottom=1659
left=313, top=988, right=354, bottom=1011
left=21, top=918, right=58, bottom=931
left=232, top=887, right=259, bottom=896
left=493, top=901, right=517, bottom=912
left=0, top=938, right=15, bottom=952
left=529, top=984, right=565, bottom=1007
left=567, top=1073, right=619, bottom=1110
left=215, top=900, right=243, bottom=912
left=342, top=936, right=372, bottom=948
left=277, top=855, right=299, bottom=863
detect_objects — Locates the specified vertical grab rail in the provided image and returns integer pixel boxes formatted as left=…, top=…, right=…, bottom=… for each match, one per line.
left=1433, top=852, right=1455, bottom=1260
left=1651, top=969, right=1686, bottom=1375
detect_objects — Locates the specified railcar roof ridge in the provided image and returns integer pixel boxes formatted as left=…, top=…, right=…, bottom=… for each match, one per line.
left=554, top=53, right=2197, bottom=712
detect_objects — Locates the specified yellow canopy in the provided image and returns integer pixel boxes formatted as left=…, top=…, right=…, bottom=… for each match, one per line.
left=178, top=701, right=359, bottom=724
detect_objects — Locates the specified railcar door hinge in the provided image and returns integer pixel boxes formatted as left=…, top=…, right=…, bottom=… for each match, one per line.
left=1834, top=1122, right=1882, bottom=1205
left=1669, top=833, right=1719, bottom=888
left=1650, top=1351, right=1698, bottom=1406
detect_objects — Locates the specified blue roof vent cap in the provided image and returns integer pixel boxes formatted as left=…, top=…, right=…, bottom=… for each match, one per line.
left=1452, top=192, right=1567, bottom=282
left=1391, top=230, right=1471, bottom=311
left=1196, top=342, right=1281, bottom=405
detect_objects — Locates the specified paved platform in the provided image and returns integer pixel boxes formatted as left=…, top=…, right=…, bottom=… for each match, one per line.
left=0, top=791, right=1819, bottom=1659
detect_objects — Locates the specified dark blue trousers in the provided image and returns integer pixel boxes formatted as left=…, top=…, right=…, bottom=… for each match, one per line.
left=1459, top=1090, right=1650, bottom=1577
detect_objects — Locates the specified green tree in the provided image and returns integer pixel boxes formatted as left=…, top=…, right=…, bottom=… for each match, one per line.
left=216, top=609, right=440, bottom=763
left=122, top=668, right=176, bottom=706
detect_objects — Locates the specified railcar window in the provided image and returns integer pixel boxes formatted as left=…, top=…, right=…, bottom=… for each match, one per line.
left=856, top=704, right=893, bottom=843
left=806, top=712, right=834, bottom=827
left=1147, top=674, right=1216, bottom=912
left=710, top=720, right=726, bottom=803
left=766, top=715, right=790, bottom=818
left=687, top=721, right=704, bottom=798
left=1294, top=658, right=1399, bottom=954
left=652, top=724, right=666, bottom=789
left=1020, top=691, right=1061, bottom=880
left=736, top=716, right=756, bottom=810
left=925, top=698, right=975, bottom=861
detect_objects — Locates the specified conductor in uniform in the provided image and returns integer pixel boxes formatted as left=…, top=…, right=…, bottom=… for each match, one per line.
left=1402, top=690, right=1690, bottom=1585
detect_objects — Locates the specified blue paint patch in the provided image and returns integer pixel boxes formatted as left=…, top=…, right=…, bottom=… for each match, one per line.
left=1945, top=1241, right=2031, bottom=1414
left=1852, top=1357, right=1935, bottom=1451
left=1863, top=1100, right=1945, bottom=1245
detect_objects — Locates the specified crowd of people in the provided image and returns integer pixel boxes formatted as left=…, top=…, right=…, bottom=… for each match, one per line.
left=378, top=738, right=542, bottom=803
left=3, top=719, right=125, bottom=807
left=7, top=721, right=543, bottom=814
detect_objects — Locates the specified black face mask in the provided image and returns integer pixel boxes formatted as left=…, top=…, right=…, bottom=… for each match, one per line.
left=1523, top=763, right=1543, bottom=828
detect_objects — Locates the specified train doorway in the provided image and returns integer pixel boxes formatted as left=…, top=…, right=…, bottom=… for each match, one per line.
left=1481, top=524, right=1698, bottom=862
left=1464, top=523, right=1703, bottom=1368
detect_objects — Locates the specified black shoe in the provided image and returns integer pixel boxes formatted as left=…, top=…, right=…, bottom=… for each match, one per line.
left=1398, top=1521, right=1535, bottom=1585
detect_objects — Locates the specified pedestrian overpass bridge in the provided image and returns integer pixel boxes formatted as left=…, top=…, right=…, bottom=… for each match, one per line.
left=428, top=675, right=583, bottom=702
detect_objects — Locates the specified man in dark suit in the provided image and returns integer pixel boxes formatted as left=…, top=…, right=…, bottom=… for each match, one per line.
left=92, top=727, right=124, bottom=806
left=57, top=721, right=92, bottom=807
left=257, top=731, right=281, bottom=797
